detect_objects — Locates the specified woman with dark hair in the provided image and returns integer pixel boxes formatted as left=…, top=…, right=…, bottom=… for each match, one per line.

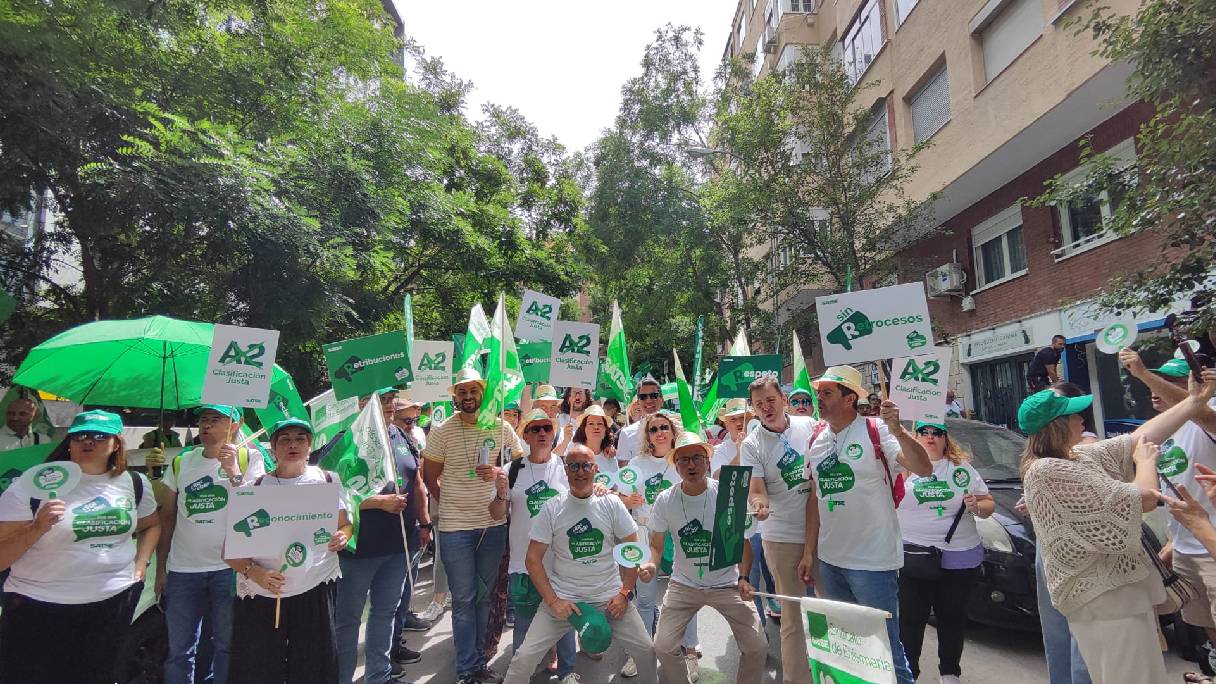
left=0, top=410, right=160, bottom=683
left=573, top=405, right=617, bottom=475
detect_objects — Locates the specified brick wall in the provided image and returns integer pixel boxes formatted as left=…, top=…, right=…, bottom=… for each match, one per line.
left=897, top=102, right=1167, bottom=339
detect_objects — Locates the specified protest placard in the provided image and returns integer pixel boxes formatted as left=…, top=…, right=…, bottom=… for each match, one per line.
left=709, top=465, right=751, bottom=570
left=223, top=482, right=342, bottom=560
left=410, top=340, right=455, bottom=404
left=516, top=289, right=561, bottom=343
left=717, top=355, right=782, bottom=398
left=518, top=340, right=552, bottom=384
left=550, top=321, right=600, bottom=389
left=202, top=324, right=280, bottom=408
left=888, top=347, right=953, bottom=425
left=803, top=596, right=897, bottom=684
left=323, top=330, right=412, bottom=400
left=815, top=283, right=933, bottom=366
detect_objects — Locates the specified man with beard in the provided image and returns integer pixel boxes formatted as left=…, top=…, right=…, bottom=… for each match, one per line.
left=422, top=369, right=522, bottom=684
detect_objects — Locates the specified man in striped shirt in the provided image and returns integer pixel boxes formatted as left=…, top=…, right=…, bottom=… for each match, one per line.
left=421, top=368, right=522, bottom=684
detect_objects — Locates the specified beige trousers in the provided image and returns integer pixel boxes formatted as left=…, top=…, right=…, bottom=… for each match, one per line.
left=654, top=581, right=768, bottom=684
left=763, top=540, right=811, bottom=684
left=503, top=599, right=657, bottom=684
left=1067, top=575, right=1168, bottom=684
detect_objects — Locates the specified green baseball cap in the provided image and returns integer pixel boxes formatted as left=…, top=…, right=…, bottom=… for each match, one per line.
left=568, top=602, right=612, bottom=654
left=1017, top=390, right=1093, bottom=435
left=508, top=574, right=542, bottom=618
left=789, top=387, right=814, bottom=399
left=1151, top=358, right=1191, bottom=379
left=194, top=404, right=241, bottom=422
left=914, top=421, right=947, bottom=433
left=269, top=417, right=314, bottom=438
left=67, top=409, right=124, bottom=436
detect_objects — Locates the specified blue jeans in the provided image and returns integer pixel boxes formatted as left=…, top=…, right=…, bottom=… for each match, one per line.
left=336, top=553, right=408, bottom=684
left=635, top=574, right=698, bottom=647
left=817, top=561, right=914, bottom=684
left=392, top=530, right=422, bottom=642
left=748, top=535, right=776, bottom=625
left=1036, top=547, right=1093, bottom=684
left=508, top=574, right=576, bottom=677
left=441, top=525, right=508, bottom=677
left=164, top=569, right=234, bottom=684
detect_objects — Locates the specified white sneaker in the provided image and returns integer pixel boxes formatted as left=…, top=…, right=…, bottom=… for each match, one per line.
left=559, top=675, right=581, bottom=684
left=940, top=676, right=962, bottom=684
left=685, top=651, right=700, bottom=683
left=620, top=655, right=638, bottom=678
left=418, top=601, right=445, bottom=623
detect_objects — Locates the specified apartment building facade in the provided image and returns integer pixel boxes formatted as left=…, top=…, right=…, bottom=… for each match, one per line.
left=726, top=0, right=1172, bottom=432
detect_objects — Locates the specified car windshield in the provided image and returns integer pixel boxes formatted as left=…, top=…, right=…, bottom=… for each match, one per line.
left=942, top=419, right=1025, bottom=481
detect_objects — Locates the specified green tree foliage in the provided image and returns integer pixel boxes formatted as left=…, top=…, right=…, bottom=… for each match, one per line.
left=0, top=0, right=584, bottom=394
left=1032, top=0, right=1215, bottom=330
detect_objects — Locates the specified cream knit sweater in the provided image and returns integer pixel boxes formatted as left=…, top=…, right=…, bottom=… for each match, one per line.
left=1023, top=434, right=1153, bottom=615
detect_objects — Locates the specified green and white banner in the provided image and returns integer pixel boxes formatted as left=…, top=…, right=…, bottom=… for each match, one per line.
left=202, top=324, right=280, bottom=408
left=323, top=330, right=412, bottom=401
left=459, top=304, right=491, bottom=371
left=316, top=396, right=394, bottom=551
left=888, top=346, right=953, bottom=425
left=717, top=354, right=782, bottom=399
left=411, top=340, right=455, bottom=404
left=550, top=320, right=600, bottom=390
left=815, top=283, right=932, bottom=366
left=477, top=295, right=525, bottom=430
left=308, top=390, right=360, bottom=450
left=599, top=300, right=632, bottom=402
left=516, top=289, right=561, bottom=343
left=708, top=465, right=751, bottom=570
left=224, top=480, right=343, bottom=559
left=802, top=596, right=896, bottom=684
left=518, top=340, right=552, bottom=384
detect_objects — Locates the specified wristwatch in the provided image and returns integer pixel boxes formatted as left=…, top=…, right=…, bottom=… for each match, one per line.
left=418, top=522, right=433, bottom=530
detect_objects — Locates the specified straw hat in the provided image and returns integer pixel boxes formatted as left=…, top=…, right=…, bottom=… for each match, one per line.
left=516, top=408, right=558, bottom=437
left=448, top=367, right=486, bottom=394
left=533, top=384, right=560, bottom=403
left=716, top=398, right=751, bottom=420
left=811, top=365, right=868, bottom=399
left=576, top=404, right=610, bottom=431
left=670, top=431, right=713, bottom=462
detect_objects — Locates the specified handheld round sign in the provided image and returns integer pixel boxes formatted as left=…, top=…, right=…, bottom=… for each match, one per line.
left=613, top=542, right=652, bottom=569
left=594, top=471, right=618, bottom=490
left=616, top=466, right=641, bottom=494
left=20, top=461, right=82, bottom=500
left=1096, top=321, right=1137, bottom=354
left=1175, top=339, right=1202, bottom=360
left=282, top=542, right=309, bottom=570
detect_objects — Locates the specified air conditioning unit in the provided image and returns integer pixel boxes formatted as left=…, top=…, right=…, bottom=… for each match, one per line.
left=925, top=262, right=967, bottom=298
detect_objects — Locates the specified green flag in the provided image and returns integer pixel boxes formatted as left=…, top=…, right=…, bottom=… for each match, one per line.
left=308, top=390, right=360, bottom=450
left=317, top=396, right=393, bottom=551
left=791, top=331, right=819, bottom=419
left=600, top=300, right=633, bottom=403
left=672, top=349, right=702, bottom=435
left=253, top=370, right=307, bottom=434
left=691, top=315, right=705, bottom=402
left=698, top=329, right=751, bottom=428
left=708, top=465, right=751, bottom=570
left=477, top=295, right=524, bottom=431
left=459, top=303, right=491, bottom=371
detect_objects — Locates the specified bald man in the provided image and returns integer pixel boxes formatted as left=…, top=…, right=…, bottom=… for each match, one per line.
left=0, top=397, right=50, bottom=451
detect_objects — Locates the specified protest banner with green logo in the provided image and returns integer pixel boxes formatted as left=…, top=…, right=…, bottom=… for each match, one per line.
left=477, top=295, right=525, bottom=431
left=323, top=330, right=412, bottom=401
left=802, top=596, right=897, bottom=684
left=660, top=382, right=678, bottom=402
left=699, top=329, right=750, bottom=425
left=201, top=324, right=280, bottom=408
left=519, top=340, right=552, bottom=384
left=599, top=300, right=633, bottom=402
left=0, top=443, right=56, bottom=495
left=308, top=389, right=360, bottom=450
left=550, top=321, right=600, bottom=390
left=815, top=283, right=933, bottom=366
left=411, top=340, right=455, bottom=404
left=516, top=289, right=561, bottom=343
left=888, top=347, right=953, bottom=425
left=317, top=397, right=394, bottom=551
left=717, top=354, right=782, bottom=398
left=254, top=370, right=307, bottom=433
left=459, top=303, right=491, bottom=371
left=709, top=465, right=751, bottom=570
left=223, top=480, right=342, bottom=559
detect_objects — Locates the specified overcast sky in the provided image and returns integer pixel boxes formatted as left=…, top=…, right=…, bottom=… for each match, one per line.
left=396, top=1, right=736, bottom=154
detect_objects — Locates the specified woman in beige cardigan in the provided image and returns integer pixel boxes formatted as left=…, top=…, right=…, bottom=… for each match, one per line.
left=1020, top=370, right=1216, bottom=684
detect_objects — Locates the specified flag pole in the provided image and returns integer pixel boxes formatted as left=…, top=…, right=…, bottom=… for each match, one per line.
left=378, top=393, right=416, bottom=598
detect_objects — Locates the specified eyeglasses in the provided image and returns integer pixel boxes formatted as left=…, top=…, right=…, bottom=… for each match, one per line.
left=790, top=398, right=814, bottom=408
left=648, top=423, right=671, bottom=434
left=70, top=432, right=112, bottom=442
left=916, top=428, right=945, bottom=438
left=526, top=424, right=554, bottom=434
left=565, top=462, right=595, bottom=473
left=637, top=392, right=662, bottom=401
left=674, top=455, right=707, bottom=466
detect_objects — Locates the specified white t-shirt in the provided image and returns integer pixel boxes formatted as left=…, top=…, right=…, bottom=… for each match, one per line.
left=711, top=440, right=739, bottom=476
left=806, top=415, right=905, bottom=571
left=531, top=492, right=638, bottom=603
left=592, top=450, right=618, bottom=477
left=616, top=421, right=644, bottom=462
left=0, top=470, right=157, bottom=604
left=163, top=446, right=266, bottom=573
left=1158, top=400, right=1216, bottom=557
left=508, top=456, right=568, bottom=574
left=410, top=425, right=427, bottom=451
left=236, top=466, right=346, bottom=599
left=651, top=480, right=738, bottom=589
left=897, top=459, right=989, bottom=550
left=739, top=415, right=816, bottom=544
left=626, top=454, right=677, bottom=533
left=0, top=425, right=53, bottom=451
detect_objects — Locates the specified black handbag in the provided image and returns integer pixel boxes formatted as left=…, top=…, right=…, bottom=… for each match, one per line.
left=902, top=504, right=968, bottom=581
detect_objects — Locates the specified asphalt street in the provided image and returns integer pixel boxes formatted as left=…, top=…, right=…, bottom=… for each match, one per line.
left=361, top=555, right=1203, bottom=683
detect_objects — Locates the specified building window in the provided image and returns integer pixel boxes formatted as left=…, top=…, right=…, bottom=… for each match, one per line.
left=894, top=0, right=919, bottom=25
left=851, top=102, right=891, bottom=182
left=971, top=204, right=1027, bottom=288
left=909, top=66, right=950, bottom=143
left=1053, top=138, right=1137, bottom=258
left=979, top=0, right=1043, bottom=83
left=737, top=18, right=745, bottom=49
left=752, top=48, right=765, bottom=79
left=841, top=0, right=883, bottom=84
left=786, top=0, right=815, bottom=12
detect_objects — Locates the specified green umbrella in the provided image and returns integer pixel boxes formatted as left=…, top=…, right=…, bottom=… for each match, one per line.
left=13, top=315, right=299, bottom=412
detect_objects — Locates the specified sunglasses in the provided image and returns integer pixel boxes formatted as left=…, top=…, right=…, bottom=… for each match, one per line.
left=526, top=424, right=554, bottom=434
left=637, top=392, right=662, bottom=401
left=675, top=455, right=707, bottom=466
left=70, top=432, right=112, bottom=442
left=916, top=428, right=945, bottom=438
left=648, top=423, right=672, bottom=434
left=565, top=462, right=595, bottom=473
left=790, top=398, right=814, bottom=408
